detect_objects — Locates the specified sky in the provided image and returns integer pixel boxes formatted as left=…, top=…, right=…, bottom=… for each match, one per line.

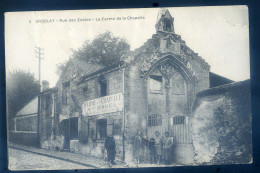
left=5, top=6, right=250, bottom=87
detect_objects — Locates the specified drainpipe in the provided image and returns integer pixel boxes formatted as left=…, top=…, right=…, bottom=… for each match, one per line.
left=37, top=94, right=41, bottom=148
left=121, top=64, right=126, bottom=161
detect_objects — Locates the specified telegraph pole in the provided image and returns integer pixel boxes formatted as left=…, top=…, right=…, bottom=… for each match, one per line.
left=35, top=47, right=44, bottom=90
left=35, top=46, right=44, bottom=147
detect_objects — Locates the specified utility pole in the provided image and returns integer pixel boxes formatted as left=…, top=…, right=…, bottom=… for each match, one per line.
left=35, top=47, right=44, bottom=90
left=35, top=46, right=44, bottom=148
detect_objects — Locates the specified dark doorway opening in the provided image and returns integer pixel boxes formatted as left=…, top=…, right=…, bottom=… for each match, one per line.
left=70, top=117, right=78, bottom=140
left=96, top=118, right=107, bottom=140
left=61, top=119, right=70, bottom=150
left=61, top=117, right=78, bottom=150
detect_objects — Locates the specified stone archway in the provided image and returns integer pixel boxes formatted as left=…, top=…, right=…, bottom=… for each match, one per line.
left=143, top=55, right=195, bottom=164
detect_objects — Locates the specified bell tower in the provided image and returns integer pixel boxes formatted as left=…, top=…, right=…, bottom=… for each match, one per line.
left=155, top=9, right=175, bottom=33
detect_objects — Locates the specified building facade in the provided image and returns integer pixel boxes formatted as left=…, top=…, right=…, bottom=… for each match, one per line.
left=10, top=9, right=215, bottom=165
left=40, top=9, right=210, bottom=164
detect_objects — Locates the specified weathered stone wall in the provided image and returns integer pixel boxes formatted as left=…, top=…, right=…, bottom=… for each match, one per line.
left=125, top=63, right=148, bottom=137
left=8, top=132, right=38, bottom=146
left=192, top=80, right=252, bottom=165
left=39, top=90, right=62, bottom=150
left=56, top=67, right=125, bottom=159
left=58, top=68, right=123, bottom=120
left=122, top=31, right=210, bottom=164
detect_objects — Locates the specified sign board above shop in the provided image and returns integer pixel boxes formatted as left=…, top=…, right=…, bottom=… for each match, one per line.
left=82, top=93, right=124, bottom=116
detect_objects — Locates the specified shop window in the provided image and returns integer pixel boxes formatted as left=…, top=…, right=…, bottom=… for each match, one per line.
left=148, top=114, right=162, bottom=127
left=96, top=119, right=107, bottom=140
left=149, top=75, right=163, bottom=94
left=62, top=82, right=70, bottom=105
left=98, top=76, right=107, bottom=97
left=172, top=116, right=185, bottom=125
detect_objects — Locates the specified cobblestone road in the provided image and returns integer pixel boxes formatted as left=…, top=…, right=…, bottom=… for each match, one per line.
left=8, top=148, right=92, bottom=170
left=8, top=143, right=127, bottom=170
left=8, top=143, right=172, bottom=170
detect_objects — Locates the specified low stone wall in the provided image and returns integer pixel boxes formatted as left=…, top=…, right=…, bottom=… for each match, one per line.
left=191, top=80, right=252, bottom=165
left=174, top=143, right=194, bottom=165
left=8, top=132, right=38, bottom=146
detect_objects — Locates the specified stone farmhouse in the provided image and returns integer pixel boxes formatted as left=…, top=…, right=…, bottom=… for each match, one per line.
left=9, top=9, right=251, bottom=165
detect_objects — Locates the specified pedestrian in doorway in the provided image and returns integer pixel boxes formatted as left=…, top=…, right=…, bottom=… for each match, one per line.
left=105, top=133, right=116, bottom=166
left=162, top=131, right=174, bottom=165
left=133, top=130, right=143, bottom=164
left=149, top=138, right=156, bottom=164
left=154, top=131, right=163, bottom=164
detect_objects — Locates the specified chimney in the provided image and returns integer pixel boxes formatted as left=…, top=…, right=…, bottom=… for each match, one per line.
left=42, top=80, right=49, bottom=91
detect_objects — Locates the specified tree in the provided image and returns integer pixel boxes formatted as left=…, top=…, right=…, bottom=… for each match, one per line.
left=73, top=31, right=130, bottom=66
left=6, top=70, right=40, bottom=120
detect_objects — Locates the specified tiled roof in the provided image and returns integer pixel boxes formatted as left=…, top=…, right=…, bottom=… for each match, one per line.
left=70, top=58, right=105, bottom=77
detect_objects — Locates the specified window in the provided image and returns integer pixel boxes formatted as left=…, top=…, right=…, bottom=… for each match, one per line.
left=45, top=95, right=50, bottom=110
left=98, top=76, right=107, bottom=97
left=96, top=119, right=107, bottom=140
left=62, top=82, right=70, bottom=105
left=172, top=116, right=185, bottom=125
left=148, top=114, right=162, bottom=127
left=149, top=75, right=163, bottom=93
left=45, top=94, right=53, bottom=117
left=166, top=39, right=171, bottom=49
left=83, top=86, right=88, bottom=98
left=164, top=19, right=172, bottom=32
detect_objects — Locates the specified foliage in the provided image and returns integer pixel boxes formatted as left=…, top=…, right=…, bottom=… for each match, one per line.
left=56, top=60, right=69, bottom=76
left=73, top=31, right=130, bottom=66
left=6, top=69, right=40, bottom=119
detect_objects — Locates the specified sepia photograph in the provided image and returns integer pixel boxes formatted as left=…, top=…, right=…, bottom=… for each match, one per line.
left=4, top=6, right=251, bottom=170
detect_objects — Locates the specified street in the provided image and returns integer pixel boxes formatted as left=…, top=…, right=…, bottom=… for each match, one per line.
left=8, top=147, right=93, bottom=170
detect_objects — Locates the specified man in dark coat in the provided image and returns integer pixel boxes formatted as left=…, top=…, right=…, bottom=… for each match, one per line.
left=133, top=130, right=143, bottom=164
left=162, top=131, right=174, bottom=165
left=105, top=134, right=116, bottom=166
left=149, top=138, right=156, bottom=164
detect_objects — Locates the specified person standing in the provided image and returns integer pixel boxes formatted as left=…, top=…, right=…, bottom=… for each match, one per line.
left=154, top=131, right=163, bottom=164
left=105, top=133, right=116, bottom=166
left=149, top=138, right=156, bottom=164
left=133, top=130, right=143, bottom=164
left=162, top=131, right=174, bottom=165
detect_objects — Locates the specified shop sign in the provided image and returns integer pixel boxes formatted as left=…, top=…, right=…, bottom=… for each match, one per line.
left=82, top=93, right=123, bottom=116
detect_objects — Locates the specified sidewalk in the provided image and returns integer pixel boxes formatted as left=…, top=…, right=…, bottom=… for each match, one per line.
left=8, top=143, right=126, bottom=169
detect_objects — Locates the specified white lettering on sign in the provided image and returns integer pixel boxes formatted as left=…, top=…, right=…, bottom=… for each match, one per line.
left=82, top=93, right=123, bottom=116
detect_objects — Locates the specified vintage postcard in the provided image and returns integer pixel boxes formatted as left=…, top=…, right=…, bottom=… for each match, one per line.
left=5, top=6, right=251, bottom=170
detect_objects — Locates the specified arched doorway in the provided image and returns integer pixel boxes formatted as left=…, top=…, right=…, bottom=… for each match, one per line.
left=144, top=55, right=195, bottom=143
